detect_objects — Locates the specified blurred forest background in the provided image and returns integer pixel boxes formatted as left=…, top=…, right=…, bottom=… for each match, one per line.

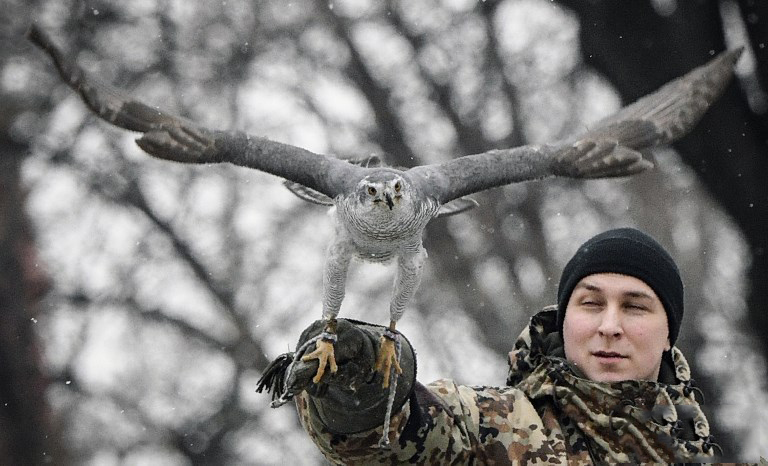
left=1, top=0, right=767, bottom=464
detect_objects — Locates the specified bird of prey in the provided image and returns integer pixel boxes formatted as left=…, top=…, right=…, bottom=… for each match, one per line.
left=28, top=25, right=741, bottom=389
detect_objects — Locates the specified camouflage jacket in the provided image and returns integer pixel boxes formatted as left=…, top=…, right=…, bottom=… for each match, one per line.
left=296, top=308, right=715, bottom=464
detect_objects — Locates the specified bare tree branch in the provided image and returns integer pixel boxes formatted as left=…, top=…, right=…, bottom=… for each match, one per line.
left=315, top=0, right=419, bottom=166
left=385, top=1, right=489, bottom=155
left=476, top=0, right=526, bottom=148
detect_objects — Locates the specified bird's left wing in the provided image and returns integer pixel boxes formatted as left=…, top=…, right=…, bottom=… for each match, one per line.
left=28, top=25, right=362, bottom=199
left=411, top=48, right=741, bottom=204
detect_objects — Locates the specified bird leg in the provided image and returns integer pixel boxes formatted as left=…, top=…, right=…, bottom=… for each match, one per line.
left=304, top=237, right=351, bottom=384
left=374, top=321, right=402, bottom=388
left=374, top=248, right=423, bottom=388
left=301, top=318, right=339, bottom=383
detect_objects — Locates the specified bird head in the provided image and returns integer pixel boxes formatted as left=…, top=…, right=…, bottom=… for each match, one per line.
left=357, top=172, right=407, bottom=211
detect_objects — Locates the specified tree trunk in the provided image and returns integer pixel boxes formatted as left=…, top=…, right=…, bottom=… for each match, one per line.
left=0, top=100, right=61, bottom=464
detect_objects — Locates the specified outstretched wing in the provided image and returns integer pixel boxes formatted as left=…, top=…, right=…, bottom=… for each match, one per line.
left=28, top=25, right=362, bottom=199
left=411, top=48, right=742, bottom=204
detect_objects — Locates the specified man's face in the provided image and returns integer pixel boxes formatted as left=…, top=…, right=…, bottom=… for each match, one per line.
left=562, top=273, right=671, bottom=382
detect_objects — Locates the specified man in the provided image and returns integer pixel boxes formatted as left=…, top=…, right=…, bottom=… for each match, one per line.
left=258, top=228, right=716, bottom=463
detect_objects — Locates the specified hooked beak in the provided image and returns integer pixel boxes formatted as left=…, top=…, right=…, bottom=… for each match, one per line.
left=385, top=192, right=394, bottom=209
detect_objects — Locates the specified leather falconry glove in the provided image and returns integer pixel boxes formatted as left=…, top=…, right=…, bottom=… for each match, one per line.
left=257, top=319, right=416, bottom=434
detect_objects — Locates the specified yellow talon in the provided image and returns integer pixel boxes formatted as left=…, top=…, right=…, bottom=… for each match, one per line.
left=374, top=336, right=402, bottom=388
left=302, top=339, right=338, bottom=383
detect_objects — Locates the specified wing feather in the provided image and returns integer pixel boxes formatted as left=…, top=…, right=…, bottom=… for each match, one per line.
left=414, top=48, right=741, bottom=204
left=436, top=197, right=478, bottom=217
left=283, top=181, right=335, bottom=206
left=584, top=47, right=743, bottom=146
left=28, top=25, right=361, bottom=199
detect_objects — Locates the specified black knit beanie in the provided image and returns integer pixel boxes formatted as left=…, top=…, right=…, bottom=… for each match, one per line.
left=556, top=228, right=684, bottom=345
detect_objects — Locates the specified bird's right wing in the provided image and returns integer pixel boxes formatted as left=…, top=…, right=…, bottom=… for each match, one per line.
left=28, top=25, right=363, bottom=199
left=584, top=48, right=742, bottom=147
left=412, top=48, right=742, bottom=204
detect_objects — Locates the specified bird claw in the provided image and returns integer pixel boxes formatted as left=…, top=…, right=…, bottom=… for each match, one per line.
left=374, top=336, right=402, bottom=389
left=301, top=338, right=338, bottom=383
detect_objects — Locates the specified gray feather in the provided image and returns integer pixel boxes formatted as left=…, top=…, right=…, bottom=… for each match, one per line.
left=436, top=197, right=479, bottom=217
left=284, top=181, right=334, bottom=206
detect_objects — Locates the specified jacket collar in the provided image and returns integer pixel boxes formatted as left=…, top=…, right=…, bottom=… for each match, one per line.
left=505, top=307, right=715, bottom=462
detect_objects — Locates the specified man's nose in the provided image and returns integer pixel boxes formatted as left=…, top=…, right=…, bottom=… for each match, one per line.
left=597, top=305, right=623, bottom=337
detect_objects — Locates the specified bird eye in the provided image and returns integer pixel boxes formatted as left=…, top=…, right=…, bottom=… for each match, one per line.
left=368, top=186, right=377, bottom=196
left=394, top=182, right=401, bottom=192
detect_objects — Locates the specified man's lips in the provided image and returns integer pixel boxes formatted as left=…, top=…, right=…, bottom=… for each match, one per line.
left=592, top=351, right=628, bottom=359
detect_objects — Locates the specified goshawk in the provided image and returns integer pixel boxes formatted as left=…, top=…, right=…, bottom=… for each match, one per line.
left=29, top=25, right=741, bottom=388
